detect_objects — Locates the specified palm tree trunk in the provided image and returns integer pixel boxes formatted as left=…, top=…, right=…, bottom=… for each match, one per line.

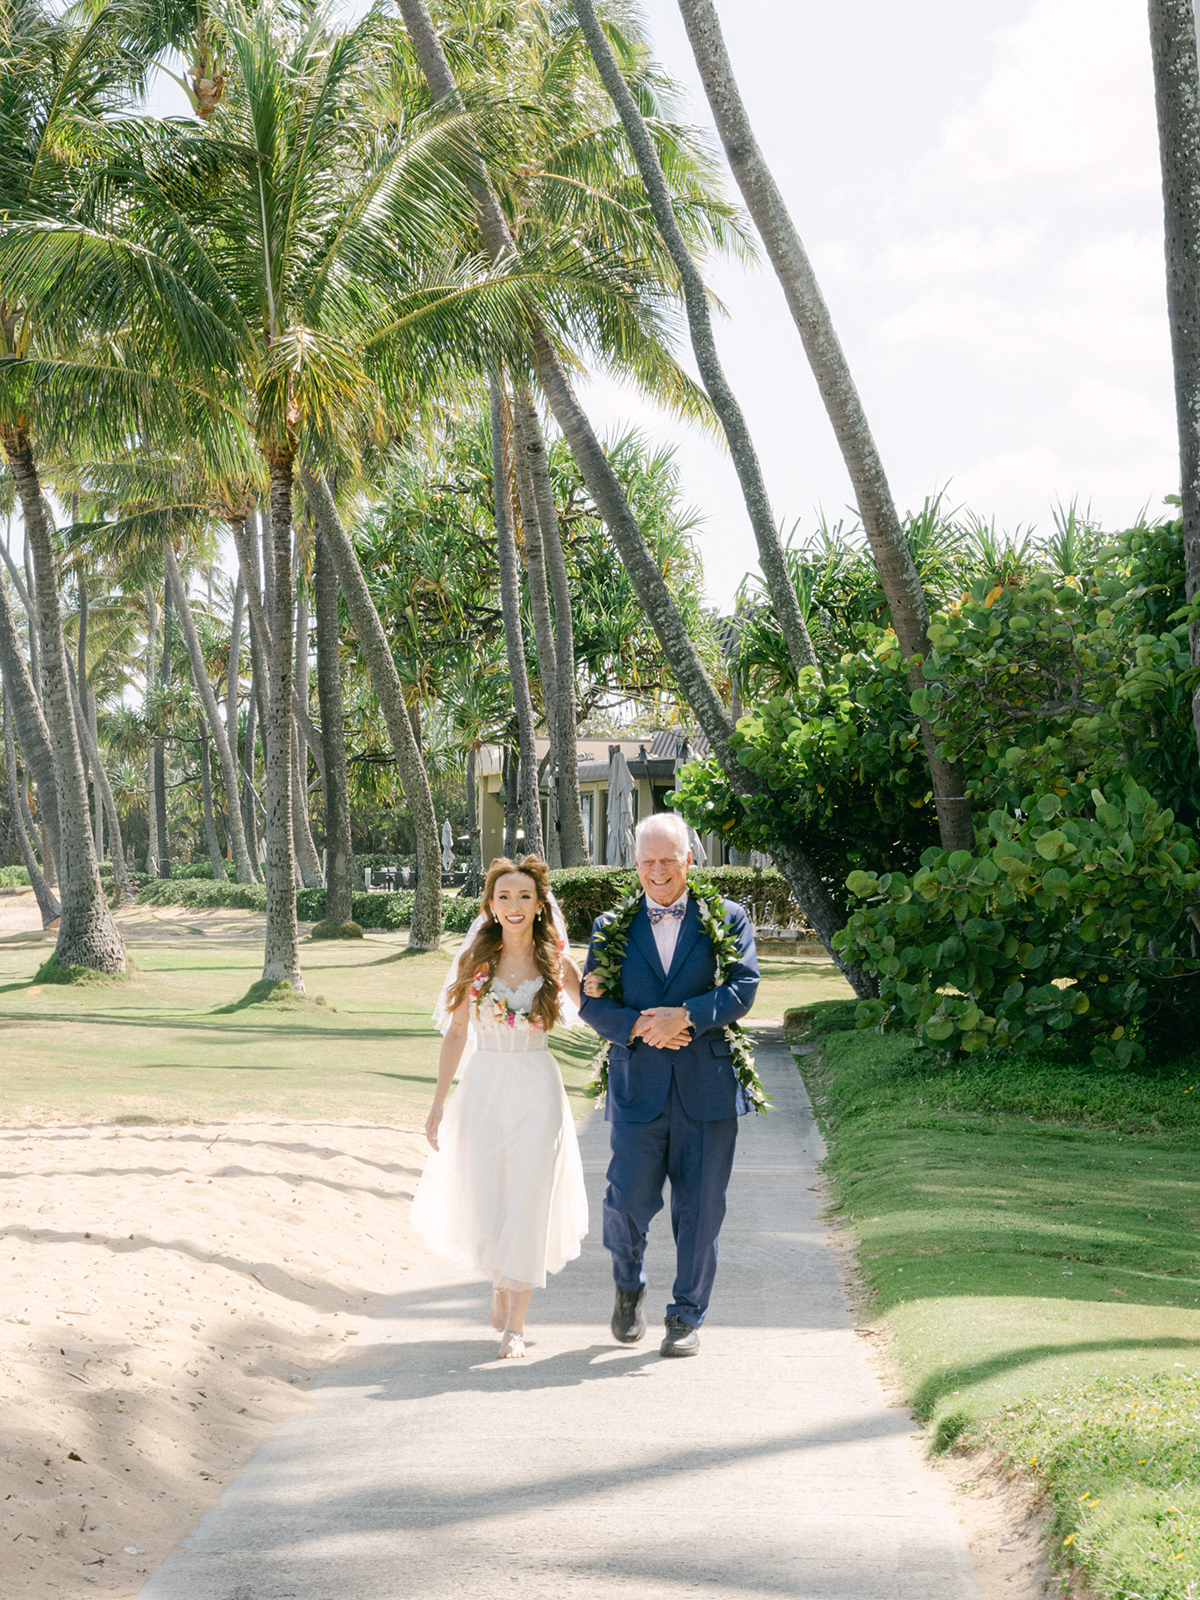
left=314, top=527, right=355, bottom=924
left=510, top=398, right=559, bottom=754
left=154, top=580, right=171, bottom=879
left=291, top=567, right=323, bottom=889
left=227, top=573, right=244, bottom=782
left=76, top=572, right=96, bottom=853
left=22, top=534, right=40, bottom=693
left=66, top=662, right=134, bottom=905
left=89, top=691, right=103, bottom=859
left=489, top=381, right=544, bottom=856
left=397, top=0, right=871, bottom=996
left=502, top=743, right=519, bottom=858
left=144, top=584, right=158, bottom=875
left=301, top=469, right=444, bottom=950
left=163, top=544, right=255, bottom=883
left=465, top=743, right=481, bottom=889
left=0, top=430, right=124, bottom=972
left=262, top=454, right=304, bottom=989
left=672, top=0, right=972, bottom=851
left=243, top=637, right=260, bottom=869
left=1148, top=0, right=1200, bottom=765
left=4, top=696, right=59, bottom=925
left=513, top=388, right=588, bottom=865
left=197, top=716, right=227, bottom=880
left=0, top=567, right=61, bottom=879
left=574, top=0, right=819, bottom=685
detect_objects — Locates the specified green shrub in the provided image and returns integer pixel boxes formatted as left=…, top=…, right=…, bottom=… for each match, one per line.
left=137, top=878, right=267, bottom=912
left=836, top=779, right=1200, bottom=1067
left=0, top=865, right=30, bottom=888
left=170, top=861, right=218, bottom=879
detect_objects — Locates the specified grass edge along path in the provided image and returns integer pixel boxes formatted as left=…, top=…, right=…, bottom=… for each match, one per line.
left=787, top=1001, right=1200, bottom=1600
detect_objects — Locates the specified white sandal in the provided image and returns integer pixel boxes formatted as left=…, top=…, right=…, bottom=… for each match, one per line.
left=497, top=1329, right=526, bottom=1360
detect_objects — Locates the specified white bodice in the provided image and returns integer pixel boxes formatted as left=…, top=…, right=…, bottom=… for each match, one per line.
left=473, top=976, right=553, bottom=1053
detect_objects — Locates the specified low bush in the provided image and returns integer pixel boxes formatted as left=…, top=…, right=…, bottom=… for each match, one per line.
left=137, top=878, right=267, bottom=912
left=170, top=861, right=218, bottom=880
left=0, top=865, right=31, bottom=888
left=836, top=780, right=1200, bottom=1069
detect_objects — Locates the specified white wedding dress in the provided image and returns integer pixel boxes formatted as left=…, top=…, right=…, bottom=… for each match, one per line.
left=410, top=976, right=589, bottom=1291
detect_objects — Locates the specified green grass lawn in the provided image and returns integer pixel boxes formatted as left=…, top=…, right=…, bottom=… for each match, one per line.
left=793, top=1000, right=1200, bottom=1599
left=0, top=920, right=847, bottom=1127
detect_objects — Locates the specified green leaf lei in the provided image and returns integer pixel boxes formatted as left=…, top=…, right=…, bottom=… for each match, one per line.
left=582, top=877, right=771, bottom=1115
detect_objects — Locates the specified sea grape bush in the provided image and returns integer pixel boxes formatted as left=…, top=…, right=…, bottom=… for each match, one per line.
left=833, top=782, right=1200, bottom=1068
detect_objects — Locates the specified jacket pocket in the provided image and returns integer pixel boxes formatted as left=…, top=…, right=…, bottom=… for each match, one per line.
left=709, top=1036, right=733, bottom=1058
left=609, top=1043, right=630, bottom=1063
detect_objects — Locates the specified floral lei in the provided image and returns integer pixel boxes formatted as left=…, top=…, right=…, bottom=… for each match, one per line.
left=582, top=879, right=770, bottom=1115
left=470, top=966, right=546, bottom=1031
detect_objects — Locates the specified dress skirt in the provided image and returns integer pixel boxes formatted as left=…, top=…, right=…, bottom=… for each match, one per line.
left=410, top=1045, right=589, bottom=1291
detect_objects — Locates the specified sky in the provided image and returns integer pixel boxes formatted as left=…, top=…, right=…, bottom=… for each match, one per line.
left=574, top=0, right=1177, bottom=607
left=142, top=0, right=1179, bottom=613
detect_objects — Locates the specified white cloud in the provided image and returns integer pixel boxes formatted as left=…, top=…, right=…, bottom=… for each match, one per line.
left=925, top=0, right=1159, bottom=195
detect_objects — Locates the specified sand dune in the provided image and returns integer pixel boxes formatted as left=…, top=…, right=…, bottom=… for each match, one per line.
left=0, top=1119, right=427, bottom=1597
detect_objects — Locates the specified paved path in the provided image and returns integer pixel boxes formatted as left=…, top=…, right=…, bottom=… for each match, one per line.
left=138, top=1027, right=982, bottom=1600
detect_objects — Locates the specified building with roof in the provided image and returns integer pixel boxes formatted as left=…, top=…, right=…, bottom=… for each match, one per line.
left=474, top=729, right=736, bottom=868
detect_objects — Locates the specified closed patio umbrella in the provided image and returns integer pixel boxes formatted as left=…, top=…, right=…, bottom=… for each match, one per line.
left=606, top=749, right=636, bottom=868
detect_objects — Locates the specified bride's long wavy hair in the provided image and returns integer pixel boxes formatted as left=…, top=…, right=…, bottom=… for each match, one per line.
left=445, top=856, right=562, bottom=1030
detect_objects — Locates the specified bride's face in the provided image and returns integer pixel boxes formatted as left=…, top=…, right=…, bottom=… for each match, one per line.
left=490, top=872, right=542, bottom=937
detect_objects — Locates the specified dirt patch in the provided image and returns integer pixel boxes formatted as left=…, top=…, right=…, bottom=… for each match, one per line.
left=0, top=1118, right=427, bottom=1597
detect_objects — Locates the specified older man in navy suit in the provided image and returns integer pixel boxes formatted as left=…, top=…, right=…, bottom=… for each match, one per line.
left=580, top=813, right=759, bottom=1357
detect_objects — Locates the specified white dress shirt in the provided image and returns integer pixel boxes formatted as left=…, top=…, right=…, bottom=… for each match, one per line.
left=646, top=889, right=689, bottom=973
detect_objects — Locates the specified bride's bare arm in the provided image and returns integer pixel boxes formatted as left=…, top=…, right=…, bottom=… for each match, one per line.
left=426, top=1004, right=469, bottom=1150
left=559, top=950, right=583, bottom=1008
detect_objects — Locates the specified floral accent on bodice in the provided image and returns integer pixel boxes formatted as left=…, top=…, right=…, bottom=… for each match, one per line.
left=470, top=971, right=551, bottom=1053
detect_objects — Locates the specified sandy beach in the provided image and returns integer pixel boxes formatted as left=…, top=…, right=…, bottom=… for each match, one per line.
left=0, top=1118, right=427, bottom=1598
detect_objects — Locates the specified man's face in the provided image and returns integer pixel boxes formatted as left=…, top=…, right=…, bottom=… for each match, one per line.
left=636, top=829, right=691, bottom=906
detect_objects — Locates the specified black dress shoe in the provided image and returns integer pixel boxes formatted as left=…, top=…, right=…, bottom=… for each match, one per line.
left=660, top=1316, right=700, bottom=1357
left=611, top=1285, right=647, bottom=1343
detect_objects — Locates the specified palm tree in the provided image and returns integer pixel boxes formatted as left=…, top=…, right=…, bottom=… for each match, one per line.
left=1147, top=0, right=1200, bottom=765
left=670, top=0, right=972, bottom=852
left=0, top=0, right=131, bottom=971
left=573, top=0, right=818, bottom=684
left=397, top=0, right=872, bottom=992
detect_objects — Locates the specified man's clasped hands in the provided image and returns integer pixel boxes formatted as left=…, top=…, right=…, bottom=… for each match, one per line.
left=580, top=971, right=692, bottom=1050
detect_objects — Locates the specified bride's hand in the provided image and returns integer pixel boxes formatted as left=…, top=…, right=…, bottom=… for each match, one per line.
left=425, top=1103, right=444, bottom=1151
left=582, top=970, right=605, bottom=998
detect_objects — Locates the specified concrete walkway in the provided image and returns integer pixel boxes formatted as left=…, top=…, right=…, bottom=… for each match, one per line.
left=138, top=1027, right=983, bottom=1600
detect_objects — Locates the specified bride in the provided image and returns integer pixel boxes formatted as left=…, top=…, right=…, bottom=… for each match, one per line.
left=411, top=855, right=588, bottom=1359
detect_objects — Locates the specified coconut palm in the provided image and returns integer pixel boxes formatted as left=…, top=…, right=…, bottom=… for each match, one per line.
left=397, top=0, right=871, bottom=991
left=669, top=0, right=972, bottom=852
left=0, top=0, right=136, bottom=971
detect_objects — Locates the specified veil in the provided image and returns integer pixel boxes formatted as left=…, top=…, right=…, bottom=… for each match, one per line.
left=432, top=890, right=581, bottom=1069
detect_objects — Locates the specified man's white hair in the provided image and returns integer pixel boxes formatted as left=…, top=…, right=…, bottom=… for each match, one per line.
left=634, top=811, right=690, bottom=859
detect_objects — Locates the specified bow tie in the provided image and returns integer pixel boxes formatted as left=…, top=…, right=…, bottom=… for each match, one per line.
left=647, top=900, right=685, bottom=925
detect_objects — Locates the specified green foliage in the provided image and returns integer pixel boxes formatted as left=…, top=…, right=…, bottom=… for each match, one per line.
left=670, top=645, right=938, bottom=898
left=310, top=919, right=365, bottom=940
left=170, top=861, right=217, bottom=879
left=836, top=781, right=1200, bottom=1067
left=0, top=865, right=31, bottom=887
left=924, top=516, right=1200, bottom=830
left=137, top=878, right=267, bottom=912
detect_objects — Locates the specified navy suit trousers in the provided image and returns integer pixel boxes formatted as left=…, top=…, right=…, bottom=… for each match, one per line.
left=602, top=1077, right=738, bottom=1328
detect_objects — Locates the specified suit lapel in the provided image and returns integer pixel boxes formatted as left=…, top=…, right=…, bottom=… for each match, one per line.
left=629, top=902, right=668, bottom=984
left=664, top=897, right=703, bottom=986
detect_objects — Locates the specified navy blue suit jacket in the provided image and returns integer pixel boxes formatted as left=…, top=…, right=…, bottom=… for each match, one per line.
left=580, top=896, right=759, bottom=1124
